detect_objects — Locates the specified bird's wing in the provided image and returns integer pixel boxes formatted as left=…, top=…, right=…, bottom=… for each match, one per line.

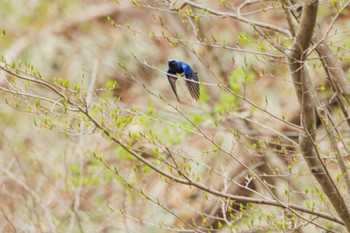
left=182, top=64, right=200, bottom=101
left=166, top=70, right=181, bottom=102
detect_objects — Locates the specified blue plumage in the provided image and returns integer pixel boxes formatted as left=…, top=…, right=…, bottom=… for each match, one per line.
left=166, top=59, right=200, bottom=101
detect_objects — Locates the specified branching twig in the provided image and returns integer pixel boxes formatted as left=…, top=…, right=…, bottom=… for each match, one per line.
left=287, top=0, right=350, bottom=231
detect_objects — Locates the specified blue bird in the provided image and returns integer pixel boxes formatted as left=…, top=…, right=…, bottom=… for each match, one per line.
left=166, top=59, right=200, bottom=102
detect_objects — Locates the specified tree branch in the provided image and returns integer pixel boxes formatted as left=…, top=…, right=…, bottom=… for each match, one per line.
left=287, top=0, right=350, bottom=231
left=314, top=30, right=350, bottom=100
left=178, top=0, right=292, bottom=38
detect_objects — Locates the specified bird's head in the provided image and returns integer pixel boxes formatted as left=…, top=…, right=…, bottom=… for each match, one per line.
left=168, top=59, right=178, bottom=69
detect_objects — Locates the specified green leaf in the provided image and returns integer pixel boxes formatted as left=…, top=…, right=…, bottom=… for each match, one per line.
left=74, top=83, right=81, bottom=92
left=141, top=165, right=152, bottom=174
left=218, top=221, right=222, bottom=229
left=190, top=113, right=204, bottom=123
left=70, top=164, right=80, bottom=173
left=107, top=80, right=118, bottom=89
left=238, top=32, right=252, bottom=44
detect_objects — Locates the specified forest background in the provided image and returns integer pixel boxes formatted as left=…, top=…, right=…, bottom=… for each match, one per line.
left=1, top=0, right=350, bottom=232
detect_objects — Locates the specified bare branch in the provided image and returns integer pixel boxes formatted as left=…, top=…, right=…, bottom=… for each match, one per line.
left=287, top=0, right=350, bottom=230
left=181, top=0, right=292, bottom=38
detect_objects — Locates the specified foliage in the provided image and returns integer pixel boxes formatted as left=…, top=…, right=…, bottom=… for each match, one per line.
left=1, top=0, right=350, bottom=232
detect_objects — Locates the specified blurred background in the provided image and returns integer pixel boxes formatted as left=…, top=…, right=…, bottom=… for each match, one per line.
left=1, top=0, right=350, bottom=232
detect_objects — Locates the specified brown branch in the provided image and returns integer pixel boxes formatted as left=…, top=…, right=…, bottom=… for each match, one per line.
left=179, top=0, right=292, bottom=37
left=314, top=30, right=350, bottom=100
left=313, top=37, right=350, bottom=207
left=287, top=0, right=350, bottom=231
left=80, top=103, right=345, bottom=225
left=309, top=0, right=350, bottom=58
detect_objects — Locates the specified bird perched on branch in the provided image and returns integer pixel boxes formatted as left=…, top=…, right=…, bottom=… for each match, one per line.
left=166, top=59, right=200, bottom=102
